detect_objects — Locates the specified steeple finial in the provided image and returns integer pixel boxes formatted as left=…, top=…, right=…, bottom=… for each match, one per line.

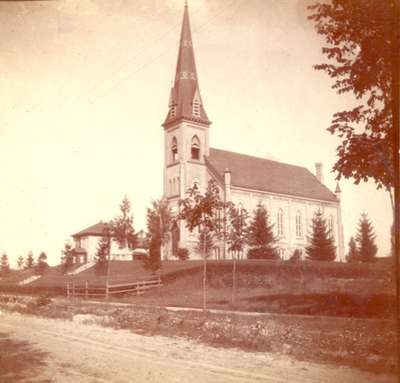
left=163, top=3, right=210, bottom=128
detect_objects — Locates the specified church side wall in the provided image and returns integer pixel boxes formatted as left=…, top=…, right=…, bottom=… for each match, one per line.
left=230, top=188, right=341, bottom=261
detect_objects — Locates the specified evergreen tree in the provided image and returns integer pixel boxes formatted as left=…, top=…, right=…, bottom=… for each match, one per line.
left=95, top=227, right=111, bottom=275
left=355, top=213, right=378, bottom=262
left=17, top=256, right=24, bottom=270
left=36, top=251, right=48, bottom=275
left=60, top=243, right=74, bottom=274
left=306, top=210, right=336, bottom=261
left=25, top=251, right=34, bottom=270
left=110, top=195, right=137, bottom=249
left=246, top=203, right=278, bottom=259
left=0, top=253, right=10, bottom=276
left=346, top=237, right=359, bottom=263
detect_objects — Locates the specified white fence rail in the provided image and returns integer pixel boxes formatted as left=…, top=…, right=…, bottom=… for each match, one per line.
left=66, top=277, right=162, bottom=299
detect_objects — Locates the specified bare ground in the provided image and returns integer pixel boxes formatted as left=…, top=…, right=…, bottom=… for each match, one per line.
left=0, top=310, right=396, bottom=383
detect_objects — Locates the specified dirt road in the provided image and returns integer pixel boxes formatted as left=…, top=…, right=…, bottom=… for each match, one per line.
left=0, top=311, right=395, bottom=383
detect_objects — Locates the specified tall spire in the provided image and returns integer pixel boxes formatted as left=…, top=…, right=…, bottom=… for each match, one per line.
left=163, top=3, right=210, bottom=128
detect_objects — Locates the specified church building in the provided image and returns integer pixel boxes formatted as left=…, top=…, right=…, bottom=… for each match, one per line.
left=163, top=4, right=345, bottom=261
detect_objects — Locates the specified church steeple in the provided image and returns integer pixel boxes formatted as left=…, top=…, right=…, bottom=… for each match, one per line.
left=163, top=3, right=210, bottom=128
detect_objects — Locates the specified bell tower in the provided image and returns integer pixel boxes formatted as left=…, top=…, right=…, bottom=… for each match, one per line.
left=162, top=3, right=211, bottom=256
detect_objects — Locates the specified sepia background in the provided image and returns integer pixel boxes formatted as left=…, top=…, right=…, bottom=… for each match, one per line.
left=0, top=0, right=392, bottom=266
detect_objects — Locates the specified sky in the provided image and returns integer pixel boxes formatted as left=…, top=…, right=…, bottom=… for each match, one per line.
left=0, top=0, right=392, bottom=266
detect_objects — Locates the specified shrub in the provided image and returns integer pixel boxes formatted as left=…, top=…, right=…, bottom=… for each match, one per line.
left=289, top=249, right=302, bottom=262
left=247, top=248, right=279, bottom=260
left=176, top=247, right=189, bottom=261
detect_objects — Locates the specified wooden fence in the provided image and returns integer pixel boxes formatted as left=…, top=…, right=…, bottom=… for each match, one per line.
left=66, top=277, right=162, bottom=299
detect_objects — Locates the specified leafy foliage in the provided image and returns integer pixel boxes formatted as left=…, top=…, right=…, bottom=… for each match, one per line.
left=195, top=228, right=214, bottom=259
left=110, top=195, right=137, bottom=250
left=227, top=203, right=249, bottom=259
left=308, top=0, right=397, bottom=191
left=143, top=199, right=171, bottom=272
left=306, top=210, right=336, bottom=261
left=346, top=236, right=359, bottom=263
left=0, top=253, right=10, bottom=276
left=176, top=247, right=189, bottom=261
left=246, top=204, right=278, bottom=260
left=289, top=249, right=302, bottom=262
left=355, top=213, right=378, bottom=262
left=180, top=179, right=226, bottom=258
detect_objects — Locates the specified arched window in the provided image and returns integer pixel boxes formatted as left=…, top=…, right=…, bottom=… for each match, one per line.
left=171, top=137, right=178, bottom=162
left=277, top=208, right=284, bottom=237
left=328, top=215, right=334, bottom=238
left=191, top=135, right=200, bottom=160
left=295, top=210, right=302, bottom=237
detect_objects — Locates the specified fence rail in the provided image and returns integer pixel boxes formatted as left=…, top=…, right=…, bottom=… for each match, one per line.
left=66, top=277, right=162, bottom=299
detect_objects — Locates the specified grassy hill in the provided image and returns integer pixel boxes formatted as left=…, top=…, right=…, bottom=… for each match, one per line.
left=0, top=259, right=395, bottom=318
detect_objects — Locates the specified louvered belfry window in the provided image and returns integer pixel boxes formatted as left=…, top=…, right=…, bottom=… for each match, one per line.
left=171, top=137, right=178, bottom=162
left=191, top=135, right=200, bottom=160
left=192, top=99, right=200, bottom=117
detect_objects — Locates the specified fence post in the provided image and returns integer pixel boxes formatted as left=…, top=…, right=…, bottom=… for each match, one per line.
left=67, top=282, right=69, bottom=298
left=231, top=259, right=236, bottom=304
left=105, top=282, right=109, bottom=299
left=85, top=281, right=88, bottom=299
left=72, top=282, right=75, bottom=299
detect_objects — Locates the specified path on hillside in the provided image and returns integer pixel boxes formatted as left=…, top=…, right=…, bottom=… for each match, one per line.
left=0, top=311, right=395, bottom=383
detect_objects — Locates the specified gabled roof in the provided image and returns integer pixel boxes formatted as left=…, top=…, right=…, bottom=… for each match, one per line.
left=72, top=222, right=109, bottom=237
left=206, top=148, right=338, bottom=203
left=163, top=3, right=210, bottom=127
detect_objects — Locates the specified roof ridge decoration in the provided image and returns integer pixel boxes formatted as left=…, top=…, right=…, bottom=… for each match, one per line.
left=163, top=3, right=210, bottom=128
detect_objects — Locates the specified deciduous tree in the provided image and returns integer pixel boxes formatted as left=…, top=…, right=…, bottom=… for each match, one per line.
left=61, top=243, right=74, bottom=274
left=308, top=0, right=398, bottom=202
left=143, top=199, right=172, bottom=272
left=36, top=251, right=48, bottom=275
left=95, top=226, right=111, bottom=275
left=227, top=204, right=249, bottom=260
left=346, top=236, right=359, bottom=263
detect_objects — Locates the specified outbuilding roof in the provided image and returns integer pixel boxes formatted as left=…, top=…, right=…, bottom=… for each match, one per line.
left=206, top=148, right=338, bottom=203
left=72, top=222, right=109, bottom=238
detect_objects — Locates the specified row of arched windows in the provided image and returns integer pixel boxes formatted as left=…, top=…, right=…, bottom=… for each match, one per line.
left=276, top=209, right=334, bottom=239
left=236, top=204, right=334, bottom=240
left=170, top=135, right=201, bottom=163
left=168, top=177, right=180, bottom=196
